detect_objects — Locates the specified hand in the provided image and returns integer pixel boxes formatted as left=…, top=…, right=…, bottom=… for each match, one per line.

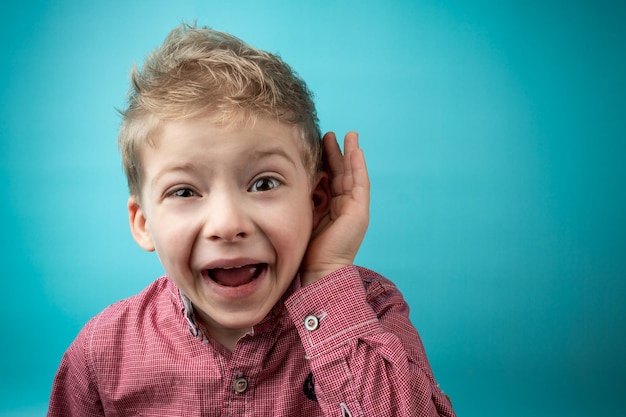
left=300, top=131, right=370, bottom=286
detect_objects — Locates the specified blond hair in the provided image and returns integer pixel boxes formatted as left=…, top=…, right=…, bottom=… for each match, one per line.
left=118, top=23, right=322, bottom=197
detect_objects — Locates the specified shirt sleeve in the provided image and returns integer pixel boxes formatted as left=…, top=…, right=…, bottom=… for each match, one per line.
left=284, top=266, right=456, bottom=417
left=47, top=318, right=105, bottom=417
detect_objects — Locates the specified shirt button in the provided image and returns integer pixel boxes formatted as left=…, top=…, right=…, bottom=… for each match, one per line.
left=233, top=377, right=248, bottom=393
left=304, top=314, right=319, bottom=331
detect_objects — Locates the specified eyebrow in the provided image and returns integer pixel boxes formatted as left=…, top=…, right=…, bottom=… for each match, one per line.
left=150, top=146, right=300, bottom=187
left=151, top=162, right=201, bottom=188
left=248, top=146, right=298, bottom=168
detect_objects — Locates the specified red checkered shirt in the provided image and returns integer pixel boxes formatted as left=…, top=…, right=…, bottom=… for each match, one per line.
left=48, top=266, right=455, bottom=417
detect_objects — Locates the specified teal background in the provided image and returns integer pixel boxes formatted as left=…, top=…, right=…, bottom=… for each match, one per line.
left=1, top=1, right=624, bottom=416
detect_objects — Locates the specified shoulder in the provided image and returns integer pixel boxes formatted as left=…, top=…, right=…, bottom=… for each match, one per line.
left=75, top=276, right=183, bottom=353
left=59, top=277, right=193, bottom=401
left=92, top=276, right=177, bottom=323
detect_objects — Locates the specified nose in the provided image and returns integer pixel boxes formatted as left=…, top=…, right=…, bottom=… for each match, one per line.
left=204, top=189, right=254, bottom=242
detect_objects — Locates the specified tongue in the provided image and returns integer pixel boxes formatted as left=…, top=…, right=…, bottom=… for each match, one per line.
left=210, top=265, right=261, bottom=287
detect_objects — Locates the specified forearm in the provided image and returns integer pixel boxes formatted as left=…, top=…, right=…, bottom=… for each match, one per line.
left=285, top=266, right=455, bottom=417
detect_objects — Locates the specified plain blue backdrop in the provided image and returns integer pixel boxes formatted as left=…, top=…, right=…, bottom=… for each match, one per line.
left=1, top=1, right=624, bottom=416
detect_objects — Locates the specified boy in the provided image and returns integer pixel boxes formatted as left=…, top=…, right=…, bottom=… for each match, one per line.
left=48, top=23, right=455, bottom=417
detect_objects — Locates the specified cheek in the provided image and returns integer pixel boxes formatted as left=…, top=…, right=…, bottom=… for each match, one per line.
left=149, top=216, right=197, bottom=268
left=267, top=201, right=314, bottom=255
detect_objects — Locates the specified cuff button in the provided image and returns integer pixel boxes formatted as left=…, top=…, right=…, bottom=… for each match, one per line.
left=304, top=314, right=319, bottom=331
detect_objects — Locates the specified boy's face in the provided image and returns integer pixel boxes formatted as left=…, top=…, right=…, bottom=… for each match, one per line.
left=128, top=116, right=327, bottom=339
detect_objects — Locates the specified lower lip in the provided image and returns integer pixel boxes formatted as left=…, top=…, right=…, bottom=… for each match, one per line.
left=202, top=265, right=268, bottom=301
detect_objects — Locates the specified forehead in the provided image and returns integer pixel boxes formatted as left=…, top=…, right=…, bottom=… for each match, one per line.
left=141, top=115, right=307, bottom=169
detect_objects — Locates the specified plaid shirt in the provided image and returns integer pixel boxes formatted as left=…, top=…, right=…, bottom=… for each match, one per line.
left=48, top=266, right=455, bottom=417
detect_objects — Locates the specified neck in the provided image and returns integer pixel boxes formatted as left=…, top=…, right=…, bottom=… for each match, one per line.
left=209, top=326, right=250, bottom=352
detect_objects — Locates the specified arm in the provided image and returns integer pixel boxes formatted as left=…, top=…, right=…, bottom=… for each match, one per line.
left=293, top=133, right=455, bottom=416
left=286, top=266, right=455, bottom=417
left=47, top=320, right=104, bottom=417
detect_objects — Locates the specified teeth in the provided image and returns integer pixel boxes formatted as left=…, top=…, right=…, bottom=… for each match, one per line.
left=208, top=266, right=235, bottom=272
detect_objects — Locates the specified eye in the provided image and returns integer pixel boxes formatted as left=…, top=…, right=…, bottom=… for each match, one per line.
left=249, top=177, right=280, bottom=192
left=169, top=187, right=198, bottom=198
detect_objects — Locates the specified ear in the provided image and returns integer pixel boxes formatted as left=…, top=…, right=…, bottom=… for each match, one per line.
left=311, top=172, right=331, bottom=229
left=128, top=196, right=155, bottom=252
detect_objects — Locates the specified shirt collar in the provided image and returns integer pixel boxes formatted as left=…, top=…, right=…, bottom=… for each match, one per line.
left=179, top=289, right=210, bottom=343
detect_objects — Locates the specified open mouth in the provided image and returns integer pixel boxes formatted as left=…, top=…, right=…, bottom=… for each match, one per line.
left=206, top=263, right=266, bottom=287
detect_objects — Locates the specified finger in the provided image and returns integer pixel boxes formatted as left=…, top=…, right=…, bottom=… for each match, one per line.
left=350, top=147, right=370, bottom=207
left=343, top=131, right=359, bottom=155
left=323, top=132, right=345, bottom=196
left=342, top=132, right=359, bottom=193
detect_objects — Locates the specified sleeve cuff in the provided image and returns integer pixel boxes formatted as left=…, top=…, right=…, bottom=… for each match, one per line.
left=284, top=265, right=383, bottom=358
